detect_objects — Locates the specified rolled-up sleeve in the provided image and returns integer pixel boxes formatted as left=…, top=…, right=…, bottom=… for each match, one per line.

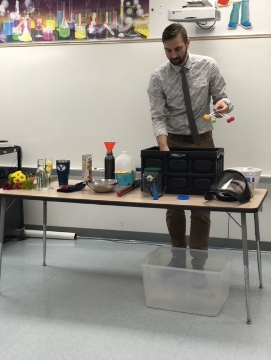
left=210, top=60, right=234, bottom=113
left=147, top=72, right=168, bottom=138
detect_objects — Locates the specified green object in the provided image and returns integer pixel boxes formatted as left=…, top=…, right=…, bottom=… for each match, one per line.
left=59, top=26, right=70, bottom=38
left=212, top=119, right=217, bottom=124
left=12, top=33, right=20, bottom=41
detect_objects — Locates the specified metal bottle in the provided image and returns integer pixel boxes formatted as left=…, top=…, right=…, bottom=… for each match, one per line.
left=104, top=151, right=115, bottom=179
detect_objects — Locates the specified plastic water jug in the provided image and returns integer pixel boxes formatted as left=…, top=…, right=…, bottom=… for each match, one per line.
left=115, top=151, right=136, bottom=187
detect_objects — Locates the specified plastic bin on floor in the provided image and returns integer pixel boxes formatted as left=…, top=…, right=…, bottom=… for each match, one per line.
left=141, top=246, right=232, bottom=317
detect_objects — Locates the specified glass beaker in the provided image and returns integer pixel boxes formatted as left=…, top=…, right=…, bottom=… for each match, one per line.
left=59, top=20, right=70, bottom=38
left=46, top=11, right=56, bottom=30
left=59, top=1, right=70, bottom=39
left=35, top=159, right=48, bottom=190
left=18, top=19, right=32, bottom=42
left=75, top=24, right=86, bottom=39
left=43, top=27, right=53, bottom=41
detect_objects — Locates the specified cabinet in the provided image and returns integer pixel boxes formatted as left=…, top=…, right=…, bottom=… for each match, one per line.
left=0, top=146, right=25, bottom=240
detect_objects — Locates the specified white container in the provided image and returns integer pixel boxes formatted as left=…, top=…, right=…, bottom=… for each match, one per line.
left=228, top=167, right=262, bottom=190
left=115, top=151, right=136, bottom=185
left=141, top=246, right=232, bottom=317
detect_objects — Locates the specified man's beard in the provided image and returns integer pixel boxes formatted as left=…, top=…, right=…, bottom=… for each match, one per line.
left=170, top=48, right=188, bottom=66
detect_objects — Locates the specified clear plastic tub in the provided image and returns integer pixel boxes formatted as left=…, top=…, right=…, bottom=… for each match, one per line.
left=141, top=246, right=232, bottom=316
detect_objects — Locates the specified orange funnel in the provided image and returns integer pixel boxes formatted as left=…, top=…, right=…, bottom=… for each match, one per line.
left=104, top=142, right=116, bottom=152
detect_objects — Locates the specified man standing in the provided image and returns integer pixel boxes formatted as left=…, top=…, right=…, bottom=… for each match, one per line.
left=147, top=23, right=233, bottom=267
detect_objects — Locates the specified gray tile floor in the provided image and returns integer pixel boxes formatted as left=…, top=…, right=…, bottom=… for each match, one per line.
left=0, top=238, right=271, bottom=360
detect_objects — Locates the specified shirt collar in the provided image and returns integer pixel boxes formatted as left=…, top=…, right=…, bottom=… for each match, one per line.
left=170, top=53, right=193, bottom=73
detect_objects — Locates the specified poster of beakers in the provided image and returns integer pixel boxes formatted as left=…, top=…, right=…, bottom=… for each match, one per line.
left=0, top=0, right=149, bottom=44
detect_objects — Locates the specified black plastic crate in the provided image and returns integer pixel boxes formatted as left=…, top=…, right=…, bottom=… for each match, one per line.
left=140, top=146, right=224, bottom=195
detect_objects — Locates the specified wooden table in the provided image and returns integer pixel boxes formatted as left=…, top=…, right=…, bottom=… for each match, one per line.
left=0, top=187, right=268, bottom=324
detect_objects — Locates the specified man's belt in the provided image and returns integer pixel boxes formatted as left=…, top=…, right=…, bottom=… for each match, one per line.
left=167, top=131, right=212, bottom=143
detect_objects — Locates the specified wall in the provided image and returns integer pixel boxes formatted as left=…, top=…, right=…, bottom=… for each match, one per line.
left=0, top=23, right=271, bottom=242
left=1, top=37, right=271, bottom=174
left=149, top=0, right=271, bottom=38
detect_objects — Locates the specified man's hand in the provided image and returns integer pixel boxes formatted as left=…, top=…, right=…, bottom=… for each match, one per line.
left=213, top=100, right=229, bottom=118
left=160, top=145, right=170, bottom=151
left=157, top=135, right=169, bottom=151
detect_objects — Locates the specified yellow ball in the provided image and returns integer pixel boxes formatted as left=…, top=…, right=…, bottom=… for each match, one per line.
left=46, top=166, right=52, bottom=173
left=203, top=114, right=210, bottom=121
left=46, top=160, right=53, bottom=166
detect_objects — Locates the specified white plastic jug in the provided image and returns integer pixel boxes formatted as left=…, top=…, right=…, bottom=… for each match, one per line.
left=115, top=151, right=136, bottom=186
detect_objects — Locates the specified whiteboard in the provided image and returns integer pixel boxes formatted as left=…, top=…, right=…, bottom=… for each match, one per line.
left=149, top=0, right=271, bottom=38
left=0, top=37, right=271, bottom=175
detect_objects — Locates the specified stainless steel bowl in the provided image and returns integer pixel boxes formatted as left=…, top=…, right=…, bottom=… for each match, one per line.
left=86, top=179, right=118, bottom=193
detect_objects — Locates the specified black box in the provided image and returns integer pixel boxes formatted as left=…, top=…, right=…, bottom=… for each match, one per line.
left=141, top=147, right=224, bottom=195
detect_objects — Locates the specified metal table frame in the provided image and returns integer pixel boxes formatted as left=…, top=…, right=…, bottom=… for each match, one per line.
left=0, top=187, right=268, bottom=324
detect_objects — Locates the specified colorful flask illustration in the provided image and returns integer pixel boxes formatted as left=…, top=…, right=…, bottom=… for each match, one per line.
left=59, top=1, right=70, bottom=38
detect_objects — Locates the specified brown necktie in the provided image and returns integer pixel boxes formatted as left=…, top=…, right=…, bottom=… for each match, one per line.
left=181, top=67, right=200, bottom=144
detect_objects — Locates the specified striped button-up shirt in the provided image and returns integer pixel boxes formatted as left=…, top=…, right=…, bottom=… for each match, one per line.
left=147, top=53, right=233, bottom=138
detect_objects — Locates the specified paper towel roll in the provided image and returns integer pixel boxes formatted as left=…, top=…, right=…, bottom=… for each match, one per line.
left=24, top=230, right=76, bottom=240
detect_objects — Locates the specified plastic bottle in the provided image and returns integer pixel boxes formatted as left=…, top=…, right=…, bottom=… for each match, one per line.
left=115, top=151, right=136, bottom=185
left=34, top=159, right=48, bottom=190
left=104, top=151, right=115, bottom=179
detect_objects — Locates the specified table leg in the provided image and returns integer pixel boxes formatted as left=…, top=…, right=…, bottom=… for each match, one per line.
left=0, top=198, right=6, bottom=292
left=241, top=213, right=252, bottom=324
left=254, top=212, right=263, bottom=289
left=42, top=201, right=47, bottom=266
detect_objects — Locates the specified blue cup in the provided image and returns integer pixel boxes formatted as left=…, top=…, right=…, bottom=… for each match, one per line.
left=56, top=160, right=70, bottom=186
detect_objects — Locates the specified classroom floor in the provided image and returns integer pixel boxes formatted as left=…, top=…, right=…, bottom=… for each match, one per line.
left=0, top=238, right=271, bottom=360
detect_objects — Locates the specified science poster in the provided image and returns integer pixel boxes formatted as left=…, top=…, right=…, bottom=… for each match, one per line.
left=0, top=0, right=149, bottom=44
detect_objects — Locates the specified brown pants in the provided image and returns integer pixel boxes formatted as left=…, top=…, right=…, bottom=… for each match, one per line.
left=166, top=133, right=215, bottom=251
